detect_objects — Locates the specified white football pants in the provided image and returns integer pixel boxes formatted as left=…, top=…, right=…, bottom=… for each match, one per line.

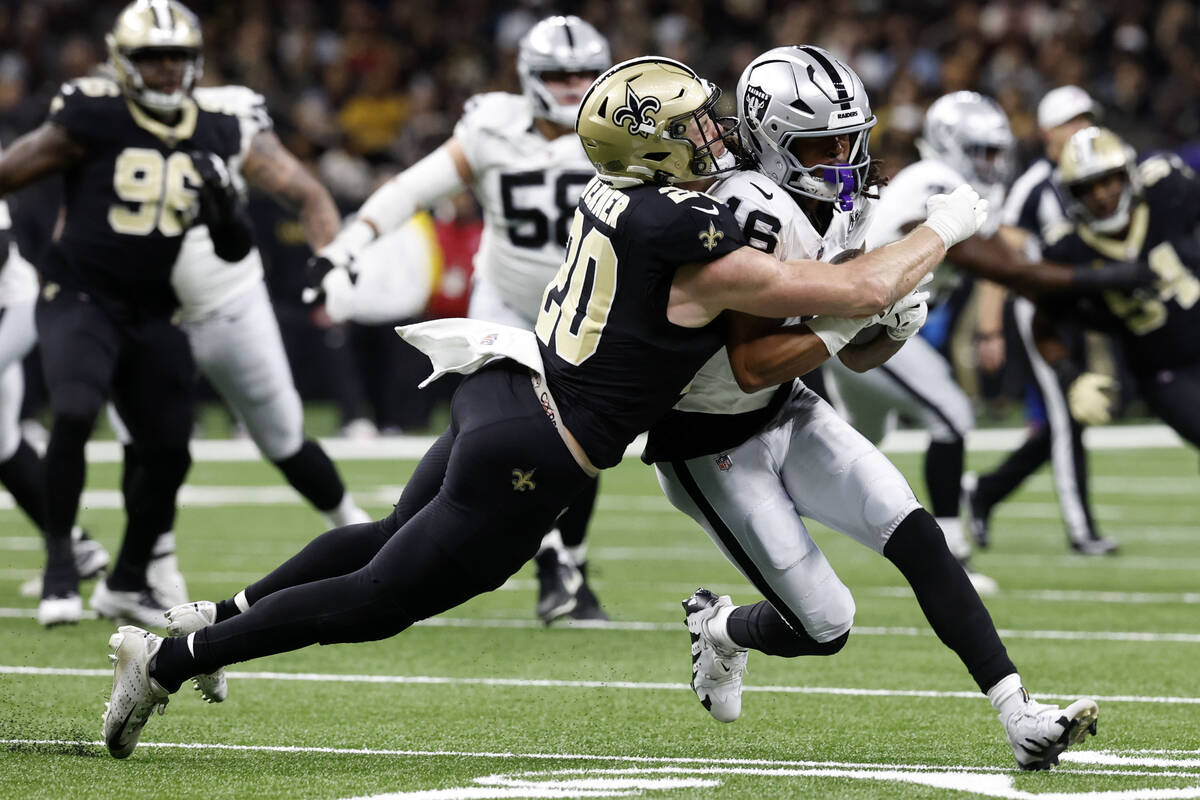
left=0, top=301, right=35, bottom=461
left=655, top=385, right=922, bottom=643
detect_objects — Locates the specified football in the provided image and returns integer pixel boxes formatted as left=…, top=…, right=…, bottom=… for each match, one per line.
left=829, top=248, right=884, bottom=345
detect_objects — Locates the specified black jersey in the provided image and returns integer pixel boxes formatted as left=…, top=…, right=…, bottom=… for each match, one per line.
left=1043, top=154, right=1200, bottom=373
left=41, top=76, right=242, bottom=316
left=537, top=177, right=745, bottom=469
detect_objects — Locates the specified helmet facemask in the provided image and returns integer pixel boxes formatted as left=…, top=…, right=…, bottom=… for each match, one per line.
left=775, top=126, right=873, bottom=211
left=1066, top=167, right=1138, bottom=235
left=663, top=84, right=744, bottom=181
left=113, top=45, right=202, bottom=113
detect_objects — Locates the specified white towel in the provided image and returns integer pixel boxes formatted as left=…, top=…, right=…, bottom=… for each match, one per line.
left=395, top=318, right=544, bottom=388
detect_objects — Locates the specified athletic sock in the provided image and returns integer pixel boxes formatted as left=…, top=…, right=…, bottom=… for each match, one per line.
left=726, top=600, right=847, bottom=657
left=274, top=439, right=346, bottom=513
left=884, top=509, right=1016, bottom=693
left=150, top=635, right=197, bottom=694
left=925, top=438, right=964, bottom=519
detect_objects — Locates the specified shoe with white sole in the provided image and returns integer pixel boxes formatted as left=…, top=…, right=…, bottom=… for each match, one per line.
left=91, top=580, right=169, bottom=628
left=683, top=588, right=748, bottom=723
left=37, top=593, right=82, bottom=626
left=1002, top=695, right=1099, bottom=770
left=22, top=527, right=110, bottom=599
left=534, top=547, right=582, bottom=624
left=164, top=601, right=226, bottom=703
left=103, top=625, right=170, bottom=759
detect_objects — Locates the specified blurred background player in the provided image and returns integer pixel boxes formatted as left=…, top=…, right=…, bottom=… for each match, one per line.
left=962, top=86, right=1118, bottom=555
left=0, top=0, right=260, bottom=626
left=305, top=15, right=612, bottom=623
left=1035, top=127, right=1200, bottom=454
left=824, top=91, right=1016, bottom=595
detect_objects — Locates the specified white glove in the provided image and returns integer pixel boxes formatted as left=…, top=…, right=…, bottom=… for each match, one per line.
left=1067, top=372, right=1117, bottom=426
left=922, top=184, right=990, bottom=250
left=807, top=315, right=870, bottom=356
left=321, top=267, right=357, bottom=324
left=879, top=289, right=930, bottom=341
left=320, top=218, right=375, bottom=273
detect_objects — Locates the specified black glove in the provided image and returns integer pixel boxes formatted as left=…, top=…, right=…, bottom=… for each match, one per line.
left=1068, top=260, right=1155, bottom=294
left=189, top=151, right=253, bottom=262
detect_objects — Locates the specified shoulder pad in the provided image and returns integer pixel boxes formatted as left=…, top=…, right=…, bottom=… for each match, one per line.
left=459, top=92, right=533, bottom=136
left=1138, top=153, right=1193, bottom=187
left=193, top=85, right=272, bottom=130
left=50, top=76, right=121, bottom=114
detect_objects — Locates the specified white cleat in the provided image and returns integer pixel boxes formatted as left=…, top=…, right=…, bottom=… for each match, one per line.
left=1002, top=694, right=1099, bottom=770
left=164, top=601, right=226, bottom=703
left=147, top=544, right=189, bottom=609
left=682, top=588, right=748, bottom=723
left=37, top=593, right=82, bottom=627
left=103, top=625, right=170, bottom=759
left=91, top=580, right=169, bottom=628
left=966, top=567, right=999, bottom=597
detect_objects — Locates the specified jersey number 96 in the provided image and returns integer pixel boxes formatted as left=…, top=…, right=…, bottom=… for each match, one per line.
left=109, top=147, right=200, bottom=237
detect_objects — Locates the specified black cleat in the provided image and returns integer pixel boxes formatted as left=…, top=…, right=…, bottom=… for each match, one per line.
left=534, top=548, right=581, bottom=625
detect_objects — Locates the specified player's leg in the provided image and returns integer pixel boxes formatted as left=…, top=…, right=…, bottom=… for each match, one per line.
left=0, top=301, right=45, bottom=530
left=97, top=318, right=196, bottom=625
left=34, top=290, right=121, bottom=623
left=1011, top=297, right=1109, bottom=553
left=142, top=363, right=589, bottom=689
left=185, top=282, right=369, bottom=526
left=1137, top=362, right=1200, bottom=448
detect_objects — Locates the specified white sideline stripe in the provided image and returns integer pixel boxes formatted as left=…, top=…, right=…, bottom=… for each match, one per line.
left=66, top=423, right=1186, bottom=464
left=2, top=606, right=1199, bottom=644
left=4, top=665, right=1198, bottom=706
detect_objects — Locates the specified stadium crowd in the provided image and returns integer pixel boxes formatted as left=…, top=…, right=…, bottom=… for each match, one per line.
left=0, top=0, right=1196, bottom=432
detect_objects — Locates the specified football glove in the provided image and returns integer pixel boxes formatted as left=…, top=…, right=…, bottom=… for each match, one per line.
left=922, top=185, right=989, bottom=250
left=879, top=289, right=930, bottom=342
left=189, top=151, right=252, bottom=262
left=1055, top=361, right=1118, bottom=426
left=807, top=314, right=872, bottom=357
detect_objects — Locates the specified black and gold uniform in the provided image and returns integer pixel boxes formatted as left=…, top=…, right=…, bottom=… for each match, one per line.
left=36, top=75, right=241, bottom=596
left=1043, top=154, right=1200, bottom=445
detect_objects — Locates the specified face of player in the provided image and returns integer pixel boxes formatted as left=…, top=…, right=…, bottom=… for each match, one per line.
left=679, top=110, right=728, bottom=159
left=540, top=70, right=600, bottom=109
left=1075, top=170, right=1127, bottom=223
left=131, top=49, right=192, bottom=96
left=787, top=133, right=851, bottom=168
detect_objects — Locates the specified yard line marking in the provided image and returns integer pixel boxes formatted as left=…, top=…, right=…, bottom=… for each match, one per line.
left=2, top=607, right=1198, bottom=643
left=865, top=587, right=1200, bottom=605
left=63, top=423, right=1186, bottom=464
left=3, top=665, right=1197, bottom=705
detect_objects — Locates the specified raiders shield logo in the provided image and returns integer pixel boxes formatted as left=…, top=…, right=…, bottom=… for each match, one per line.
left=743, top=84, right=770, bottom=129
left=612, top=85, right=661, bottom=137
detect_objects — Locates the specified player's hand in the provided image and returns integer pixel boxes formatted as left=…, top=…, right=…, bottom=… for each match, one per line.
left=922, top=185, right=989, bottom=250
left=879, top=289, right=929, bottom=342
left=318, top=266, right=356, bottom=324
left=975, top=331, right=1006, bottom=373
left=188, top=151, right=252, bottom=261
left=302, top=250, right=358, bottom=302
left=1066, top=372, right=1117, bottom=426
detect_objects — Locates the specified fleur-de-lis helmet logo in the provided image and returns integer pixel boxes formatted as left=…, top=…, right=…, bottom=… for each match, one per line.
left=612, top=84, right=661, bottom=138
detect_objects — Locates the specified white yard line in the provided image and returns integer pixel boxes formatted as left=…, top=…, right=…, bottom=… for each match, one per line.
left=3, top=664, right=1197, bottom=705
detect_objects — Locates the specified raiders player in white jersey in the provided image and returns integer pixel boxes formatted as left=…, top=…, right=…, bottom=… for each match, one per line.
left=822, top=91, right=1019, bottom=595
left=98, top=83, right=370, bottom=621
left=653, top=47, right=1099, bottom=771
left=305, top=15, right=611, bottom=623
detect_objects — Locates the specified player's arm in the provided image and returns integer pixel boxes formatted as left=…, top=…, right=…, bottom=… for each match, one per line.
left=1031, top=304, right=1117, bottom=425
left=0, top=122, right=83, bottom=197
left=240, top=129, right=340, bottom=250
left=726, top=313, right=827, bottom=392
left=838, top=334, right=905, bottom=373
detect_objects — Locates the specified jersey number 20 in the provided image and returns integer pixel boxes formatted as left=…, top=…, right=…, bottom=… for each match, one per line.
left=109, top=147, right=200, bottom=237
left=535, top=212, right=617, bottom=364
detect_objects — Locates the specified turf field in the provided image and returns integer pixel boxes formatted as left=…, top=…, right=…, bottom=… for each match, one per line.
left=2, top=430, right=1198, bottom=799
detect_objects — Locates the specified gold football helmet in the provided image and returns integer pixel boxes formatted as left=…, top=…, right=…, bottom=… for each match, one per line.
left=576, top=56, right=741, bottom=186
left=107, top=0, right=203, bottom=113
left=1056, top=126, right=1140, bottom=234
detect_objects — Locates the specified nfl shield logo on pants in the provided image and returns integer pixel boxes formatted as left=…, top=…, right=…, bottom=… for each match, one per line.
left=715, top=454, right=732, bottom=472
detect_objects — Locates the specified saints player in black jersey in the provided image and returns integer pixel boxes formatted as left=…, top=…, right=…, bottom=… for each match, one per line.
left=100, top=56, right=986, bottom=760
left=0, top=0, right=259, bottom=627
left=1034, top=127, right=1200, bottom=449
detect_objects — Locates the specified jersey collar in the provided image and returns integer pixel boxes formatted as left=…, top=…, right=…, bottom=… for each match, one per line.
left=1077, top=201, right=1148, bottom=262
left=125, top=96, right=198, bottom=146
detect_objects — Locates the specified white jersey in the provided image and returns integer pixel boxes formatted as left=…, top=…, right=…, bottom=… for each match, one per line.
left=0, top=199, right=37, bottom=307
left=172, top=85, right=272, bottom=321
left=676, top=170, right=874, bottom=415
left=454, top=92, right=595, bottom=323
left=868, top=158, right=1005, bottom=303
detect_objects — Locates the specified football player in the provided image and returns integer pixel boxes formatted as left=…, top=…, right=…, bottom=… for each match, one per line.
left=102, top=55, right=979, bottom=760
left=108, top=82, right=372, bottom=610
left=648, top=46, right=1098, bottom=771
left=821, top=91, right=1014, bottom=594
left=1034, top=127, right=1200, bottom=450
left=0, top=0, right=266, bottom=626
left=0, top=185, right=110, bottom=580
left=962, top=86, right=1117, bottom=555
left=304, top=15, right=613, bottom=623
